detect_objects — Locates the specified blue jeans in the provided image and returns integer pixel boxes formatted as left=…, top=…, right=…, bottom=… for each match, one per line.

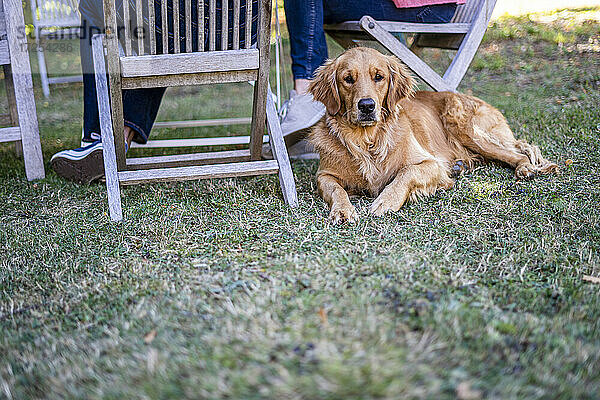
left=79, top=0, right=257, bottom=144
left=284, top=0, right=458, bottom=80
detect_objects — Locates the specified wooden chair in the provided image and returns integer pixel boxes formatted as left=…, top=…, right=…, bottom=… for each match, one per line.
left=1, top=0, right=45, bottom=180
left=324, top=0, right=497, bottom=92
left=29, top=0, right=82, bottom=98
left=93, top=0, right=298, bottom=221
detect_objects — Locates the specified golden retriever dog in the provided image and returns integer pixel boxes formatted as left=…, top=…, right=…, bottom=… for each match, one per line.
left=308, top=47, right=558, bottom=223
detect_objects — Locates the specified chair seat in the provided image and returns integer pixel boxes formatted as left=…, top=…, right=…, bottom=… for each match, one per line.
left=325, top=21, right=471, bottom=34
left=120, top=48, right=260, bottom=78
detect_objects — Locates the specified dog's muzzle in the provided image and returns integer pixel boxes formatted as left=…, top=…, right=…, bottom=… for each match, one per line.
left=357, top=98, right=377, bottom=124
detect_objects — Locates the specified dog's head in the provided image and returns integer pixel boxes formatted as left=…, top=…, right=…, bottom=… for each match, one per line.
left=309, top=47, right=415, bottom=126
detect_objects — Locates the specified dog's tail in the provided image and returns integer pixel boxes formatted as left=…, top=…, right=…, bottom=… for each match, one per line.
left=515, top=140, right=559, bottom=175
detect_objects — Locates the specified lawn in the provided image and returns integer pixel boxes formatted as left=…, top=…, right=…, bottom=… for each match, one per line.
left=1, top=7, right=600, bottom=400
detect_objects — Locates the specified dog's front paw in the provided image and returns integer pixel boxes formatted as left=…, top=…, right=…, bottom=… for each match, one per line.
left=329, top=203, right=359, bottom=224
left=369, top=194, right=402, bottom=217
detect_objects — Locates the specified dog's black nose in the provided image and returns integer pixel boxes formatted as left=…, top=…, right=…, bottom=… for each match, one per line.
left=358, top=98, right=376, bottom=114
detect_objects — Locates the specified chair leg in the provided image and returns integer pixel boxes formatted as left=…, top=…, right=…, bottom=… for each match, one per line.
left=36, top=35, right=51, bottom=99
left=92, top=34, right=123, bottom=221
left=3, top=65, right=23, bottom=157
left=266, top=88, right=298, bottom=208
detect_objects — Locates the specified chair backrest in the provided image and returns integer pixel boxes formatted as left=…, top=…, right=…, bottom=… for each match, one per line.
left=30, top=0, right=80, bottom=29
left=116, top=0, right=256, bottom=57
left=451, top=0, right=494, bottom=24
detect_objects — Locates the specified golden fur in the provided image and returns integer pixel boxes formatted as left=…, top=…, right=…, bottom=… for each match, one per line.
left=308, top=47, right=558, bottom=223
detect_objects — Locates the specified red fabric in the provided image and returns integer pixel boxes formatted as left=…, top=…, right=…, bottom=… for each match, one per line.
left=392, top=0, right=465, bottom=8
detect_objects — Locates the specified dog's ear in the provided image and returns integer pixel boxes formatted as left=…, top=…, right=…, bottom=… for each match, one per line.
left=385, top=55, right=415, bottom=110
left=309, top=59, right=341, bottom=115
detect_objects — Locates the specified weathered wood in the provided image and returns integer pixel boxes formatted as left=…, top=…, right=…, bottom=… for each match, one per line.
left=161, top=0, right=168, bottom=53
left=4, top=0, right=45, bottom=180
left=120, top=48, right=259, bottom=77
left=185, top=0, right=192, bottom=52
left=174, top=0, right=180, bottom=53
left=153, top=117, right=251, bottom=128
left=233, top=0, right=240, bottom=50
left=249, top=0, right=270, bottom=160
left=118, top=160, right=279, bottom=185
left=149, top=0, right=156, bottom=54
left=221, top=0, right=228, bottom=50
left=198, top=0, right=205, bottom=51
left=121, top=69, right=257, bottom=89
left=92, top=34, right=123, bottom=222
left=209, top=0, right=216, bottom=50
left=48, top=75, right=84, bottom=84
left=0, top=41, right=10, bottom=65
left=266, top=88, right=298, bottom=207
left=245, top=0, right=252, bottom=48
left=0, top=127, right=21, bottom=142
left=130, top=135, right=269, bottom=148
left=126, top=149, right=251, bottom=169
left=443, top=0, right=496, bottom=89
left=136, top=0, right=144, bottom=55
left=122, top=0, right=132, bottom=55
left=360, top=16, right=453, bottom=91
left=103, top=0, right=127, bottom=170
left=326, top=21, right=470, bottom=34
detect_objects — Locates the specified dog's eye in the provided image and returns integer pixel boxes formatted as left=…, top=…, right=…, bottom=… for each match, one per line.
left=344, top=76, right=355, bottom=84
left=374, top=73, right=384, bottom=82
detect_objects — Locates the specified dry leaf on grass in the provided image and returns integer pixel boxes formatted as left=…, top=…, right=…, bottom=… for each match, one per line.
left=456, top=381, right=482, bottom=400
left=144, top=329, right=157, bottom=344
left=583, top=275, right=600, bottom=284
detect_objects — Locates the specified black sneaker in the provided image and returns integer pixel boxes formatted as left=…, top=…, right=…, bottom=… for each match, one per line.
left=50, top=140, right=105, bottom=184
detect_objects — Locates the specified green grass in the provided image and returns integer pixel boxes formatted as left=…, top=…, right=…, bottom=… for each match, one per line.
left=1, top=8, right=600, bottom=400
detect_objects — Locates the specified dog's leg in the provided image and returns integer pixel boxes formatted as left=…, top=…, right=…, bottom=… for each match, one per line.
left=463, top=107, right=558, bottom=179
left=318, top=173, right=359, bottom=224
left=370, top=160, right=451, bottom=216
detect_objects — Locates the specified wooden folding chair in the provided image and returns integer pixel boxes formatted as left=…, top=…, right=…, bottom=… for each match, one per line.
left=1, top=0, right=45, bottom=180
left=30, top=0, right=82, bottom=98
left=324, top=0, right=497, bottom=92
left=93, top=0, right=298, bottom=221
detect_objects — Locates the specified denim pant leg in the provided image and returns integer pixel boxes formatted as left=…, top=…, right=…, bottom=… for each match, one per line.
left=284, top=0, right=457, bottom=80
left=79, top=0, right=165, bottom=144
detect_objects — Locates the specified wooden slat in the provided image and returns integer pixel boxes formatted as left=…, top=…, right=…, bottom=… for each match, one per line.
left=209, top=0, right=216, bottom=50
left=0, top=127, right=21, bottom=142
left=161, top=0, right=168, bottom=53
left=221, top=0, right=228, bottom=50
left=149, top=0, right=156, bottom=54
left=92, top=34, right=123, bottom=221
left=0, top=4, right=6, bottom=35
left=185, top=0, right=192, bottom=52
left=130, top=135, right=269, bottom=148
left=47, top=75, right=83, bottom=84
left=0, top=41, right=9, bottom=65
left=136, top=0, right=144, bottom=55
left=153, top=117, right=251, bottom=128
left=103, top=0, right=128, bottom=170
left=126, top=149, right=251, bottom=169
left=4, top=0, right=45, bottom=180
left=249, top=0, right=270, bottom=160
left=120, top=48, right=259, bottom=77
left=121, top=69, right=257, bottom=88
left=198, top=0, right=205, bottom=51
left=233, top=0, right=240, bottom=50
left=245, top=0, right=252, bottom=48
left=325, top=21, right=470, bottom=34
left=122, top=0, right=132, bottom=55
left=118, top=160, right=279, bottom=185
left=174, top=0, right=180, bottom=53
